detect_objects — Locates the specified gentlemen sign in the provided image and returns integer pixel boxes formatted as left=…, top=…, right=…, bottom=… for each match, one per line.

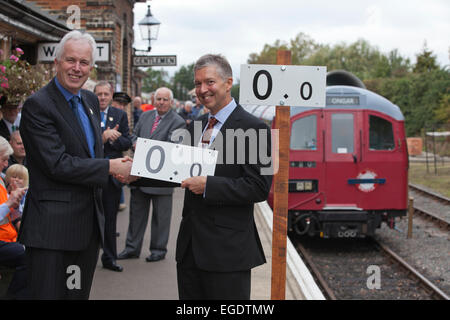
left=133, top=55, right=177, bottom=67
left=37, top=42, right=110, bottom=62
left=240, top=64, right=327, bottom=107
left=131, top=138, right=218, bottom=184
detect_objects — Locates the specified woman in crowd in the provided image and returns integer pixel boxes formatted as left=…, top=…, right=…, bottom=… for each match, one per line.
left=0, top=136, right=27, bottom=298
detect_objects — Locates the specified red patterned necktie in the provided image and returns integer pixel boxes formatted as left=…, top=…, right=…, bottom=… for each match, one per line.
left=201, top=116, right=219, bottom=144
left=151, top=115, right=161, bottom=134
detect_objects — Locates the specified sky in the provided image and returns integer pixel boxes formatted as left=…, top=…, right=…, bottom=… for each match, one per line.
left=133, top=0, right=449, bottom=83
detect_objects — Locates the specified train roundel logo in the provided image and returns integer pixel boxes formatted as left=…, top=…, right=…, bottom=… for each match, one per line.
left=357, top=170, right=377, bottom=192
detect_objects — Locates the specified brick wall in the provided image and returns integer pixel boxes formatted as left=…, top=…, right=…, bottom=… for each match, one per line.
left=27, top=0, right=137, bottom=94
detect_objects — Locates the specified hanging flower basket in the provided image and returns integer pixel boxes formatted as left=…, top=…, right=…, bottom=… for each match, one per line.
left=0, top=48, right=48, bottom=108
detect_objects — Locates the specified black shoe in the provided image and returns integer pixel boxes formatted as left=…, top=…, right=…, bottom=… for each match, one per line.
left=145, top=253, right=165, bottom=262
left=117, top=251, right=139, bottom=260
left=103, top=261, right=123, bottom=272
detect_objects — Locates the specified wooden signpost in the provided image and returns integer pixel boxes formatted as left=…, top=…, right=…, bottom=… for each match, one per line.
left=271, top=50, right=291, bottom=300
left=239, top=53, right=325, bottom=300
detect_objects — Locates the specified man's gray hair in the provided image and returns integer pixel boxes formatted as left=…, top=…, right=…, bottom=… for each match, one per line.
left=155, top=87, right=174, bottom=101
left=194, top=54, right=233, bottom=81
left=55, top=30, right=97, bottom=66
left=94, top=80, right=113, bottom=93
left=0, top=136, right=13, bottom=157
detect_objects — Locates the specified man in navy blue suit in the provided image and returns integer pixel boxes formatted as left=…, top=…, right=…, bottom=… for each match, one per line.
left=19, top=30, right=132, bottom=299
left=94, top=81, right=132, bottom=272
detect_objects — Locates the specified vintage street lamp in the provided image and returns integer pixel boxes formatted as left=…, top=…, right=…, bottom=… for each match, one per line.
left=138, top=4, right=161, bottom=52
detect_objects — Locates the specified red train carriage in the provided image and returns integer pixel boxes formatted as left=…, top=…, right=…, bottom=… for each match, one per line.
left=245, top=70, right=409, bottom=238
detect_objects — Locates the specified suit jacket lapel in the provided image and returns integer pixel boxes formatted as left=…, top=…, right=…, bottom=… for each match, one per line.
left=220, top=104, right=243, bottom=133
left=105, top=106, right=116, bottom=129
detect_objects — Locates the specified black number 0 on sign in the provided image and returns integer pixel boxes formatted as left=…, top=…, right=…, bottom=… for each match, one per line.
left=239, top=64, right=326, bottom=107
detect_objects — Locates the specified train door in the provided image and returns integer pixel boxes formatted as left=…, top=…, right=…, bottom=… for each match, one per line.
left=360, top=111, right=408, bottom=209
left=324, top=110, right=362, bottom=208
left=288, top=110, right=324, bottom=211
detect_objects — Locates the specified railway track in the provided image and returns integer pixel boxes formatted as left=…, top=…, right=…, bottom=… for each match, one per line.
left=409, top=183, right=450, bottom=231
left=293, top=236, right=449, bottom=300
left=409, top=183, right=450, bottom=206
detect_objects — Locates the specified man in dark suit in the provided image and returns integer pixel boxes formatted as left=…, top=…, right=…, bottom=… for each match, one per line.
left=94, top=81, right=132, bottom=272
left=7, top=131, right=27, bottom=169
left=118, top=87, right=185, bottom=262
left=176, top=54, right=273, bottom=299
left=18, top=30, right=132, bottom=299
left=0, top=103, right=21, bottom=142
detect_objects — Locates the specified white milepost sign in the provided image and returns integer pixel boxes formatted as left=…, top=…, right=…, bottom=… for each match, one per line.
left=131, top=138, right=218, bottom=184
left=239, top=64, right=327, bottom=107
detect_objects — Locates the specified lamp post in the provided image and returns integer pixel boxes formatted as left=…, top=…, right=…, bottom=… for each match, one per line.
left=138, top=4, right=161, bottom=52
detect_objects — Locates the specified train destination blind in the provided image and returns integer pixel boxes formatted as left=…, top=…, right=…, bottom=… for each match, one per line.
left=239, top=64, right=327, bottom=107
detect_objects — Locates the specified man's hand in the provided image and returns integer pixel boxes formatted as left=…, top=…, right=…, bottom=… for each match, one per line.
left=181, top=176, right=207, bottom=195
left=102, top=124, right=122, bottom=143
left=109, top=156, right=133, bottom=183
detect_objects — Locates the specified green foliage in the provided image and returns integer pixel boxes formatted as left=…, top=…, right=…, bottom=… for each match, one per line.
left=365, top=69, right=450, bottom=135
left=413, top=42, right=439, bottom=73
left=171, top=63, right=194, bottom=101
left=142, top=68, right=170, bottom=93
left=434, top=93, right=450, bottom=124
left=248, top=33, right=320, bottom=66
left=247, top=32, right=449, bottom=135
left=231, top=82, right=240, bottom=103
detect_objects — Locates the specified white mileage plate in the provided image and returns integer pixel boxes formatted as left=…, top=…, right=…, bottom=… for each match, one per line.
left=131, top=138, right=218, bottom=183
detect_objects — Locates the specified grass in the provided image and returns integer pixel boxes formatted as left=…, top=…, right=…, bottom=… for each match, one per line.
left=409, top=161, right=450, bottom=198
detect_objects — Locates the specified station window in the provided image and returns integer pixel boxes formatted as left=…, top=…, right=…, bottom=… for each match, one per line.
left=332, top=113, right=354, bottom=153
left=290, top=115, right=317, bottom=150
left=369, top=115, right=395, bottom=150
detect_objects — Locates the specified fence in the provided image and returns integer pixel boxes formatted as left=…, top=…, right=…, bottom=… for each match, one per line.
left=423, top=124, right=450, bottom=174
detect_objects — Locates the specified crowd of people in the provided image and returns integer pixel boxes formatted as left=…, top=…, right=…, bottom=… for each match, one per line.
left=0, top=29, right=272, bottom=300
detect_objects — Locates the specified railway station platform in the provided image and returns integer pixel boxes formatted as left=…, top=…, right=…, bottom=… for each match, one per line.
left=90, top=187, right=323, bottom=300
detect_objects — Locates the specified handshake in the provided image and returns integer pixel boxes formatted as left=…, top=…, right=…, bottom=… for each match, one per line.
left=109, top=156, right=138, bottom=184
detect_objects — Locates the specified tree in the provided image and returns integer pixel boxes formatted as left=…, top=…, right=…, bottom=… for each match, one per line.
left=434, top=93, right=450, bottom=124
left=248, top=32, right=319, bottom=65
left=248, top=33, right=411, bottom=81
left=413, top=41, right=439, bottom=73
left=172, top=63, right=194, bottom=101
left=247, top=39, right=288, bottom=65
left=142, top=68, right=170, bottom=93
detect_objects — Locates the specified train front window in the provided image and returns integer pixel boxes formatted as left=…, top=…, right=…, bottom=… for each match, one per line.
left=332, top=113, right=354, bottom=153
left=369, top=115, right=395, bottom=150
left=290, top=115, right=317, bottom=150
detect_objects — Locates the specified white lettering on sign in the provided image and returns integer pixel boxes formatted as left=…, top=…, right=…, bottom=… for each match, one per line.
left=37, top=42, right=110, bottom=62
left=239, top=64, right=326, bottom=107
left=131, top=138, right=218, bottom=184
left=133, top=55, right=177, bottom=67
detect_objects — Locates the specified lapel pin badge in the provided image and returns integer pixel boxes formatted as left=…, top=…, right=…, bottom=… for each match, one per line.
left=109, top=117, right=114, bottom=122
